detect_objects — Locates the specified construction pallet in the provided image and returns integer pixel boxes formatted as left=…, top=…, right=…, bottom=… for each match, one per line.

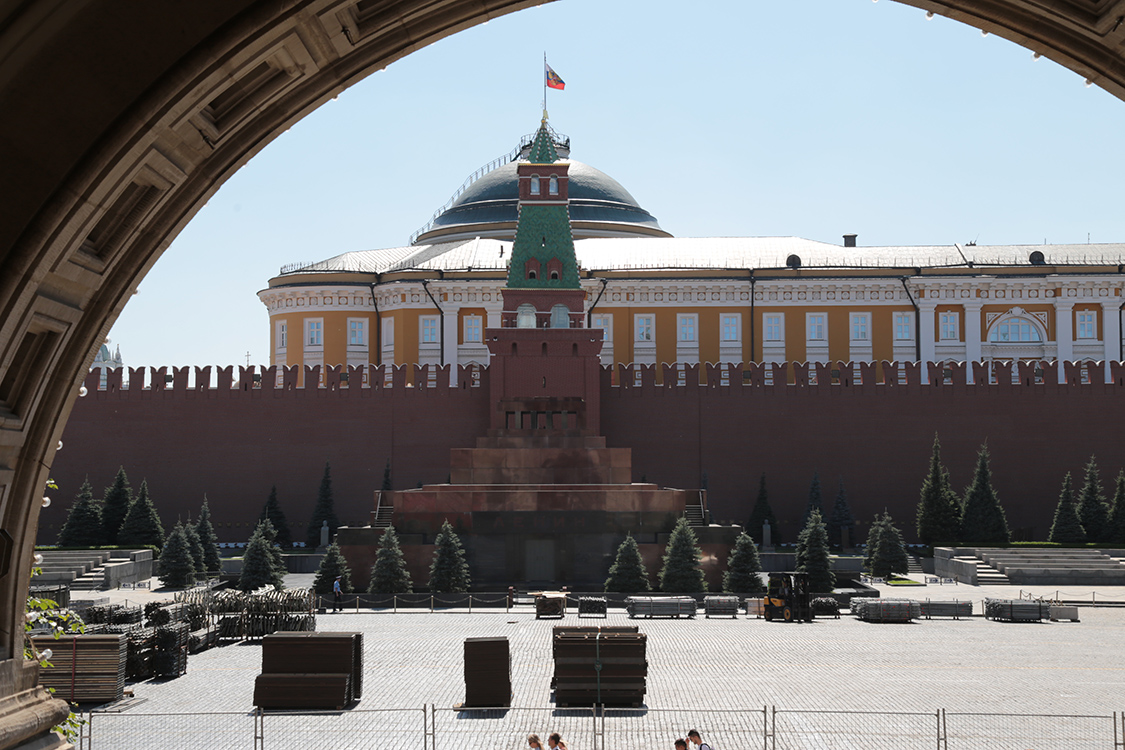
left=464, top=637, right=511, bottom=708
left=261, top=631, right=364, bottom=699
left=33, top=634, right=127, bottom=704
left=704, top=596, right=740, bottom=618
left=253, top=673, right=352, bottom=709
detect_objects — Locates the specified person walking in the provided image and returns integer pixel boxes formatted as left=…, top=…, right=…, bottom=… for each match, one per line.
left=687, top=729, right=712, bottom=750
left=527, top=734, right=544, bottom=749
left=332, top=575, right=343, bottom=612
left=547, top=732, right=568, bottom=750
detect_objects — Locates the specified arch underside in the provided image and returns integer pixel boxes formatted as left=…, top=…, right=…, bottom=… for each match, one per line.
left=0, top=0, right=1123, bottom=744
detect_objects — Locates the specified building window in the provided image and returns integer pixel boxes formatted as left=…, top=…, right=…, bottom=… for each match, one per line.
left=593, top=314, right=612, bottom=341
left=939, top=312, right=959, bottom=341
left=894, top=312, right=914, bottom=341
left=764, top=314, right=783, bottom=342
left=464, top=316, right=482, bottom=343
left=549, top=175, right=559, bottom=195
left=382, top=318, right=395, bottom=347
left=635, top=315, right=654, bottom=342
left=678, top=314, right=697, bottom=342
left=988, top=317, right=1043, bottom=342
left=1077, top=310, right=1096, bottom=339
left=306, top=319, right=322, bottom=347
left=530, top=175, right=540, bottom=195
left=421, top=316, right=439, bottom=343
left=516, top=303, right=537, bottom=329
left=348, top=319, right=365, bottom=346
left=807, top=314, right=826, bottom=342
left=850, top=313, right=870, bottom=341
left=277, top=321, right=287, bottom=349
left=721, top=314, right=740, bottom=342
left=551, top=304, right=570, bottom=329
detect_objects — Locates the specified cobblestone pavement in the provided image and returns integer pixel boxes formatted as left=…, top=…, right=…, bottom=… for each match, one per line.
left=81, top=581, right=1125, bottom=749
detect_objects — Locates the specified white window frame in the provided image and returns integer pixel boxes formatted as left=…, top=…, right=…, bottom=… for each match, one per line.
left=305, top=318, right=323, bottom=348
left=276, top=321, right=287, bottom=350
left=939, top=311, right=959, bottom=341
left=677, top=314, right=698, bottom=343
left=988, top=316, right=1044, bottom=343
left=1077, top=310, right=1097, bottom=340
left=806, top=313, right=827, bottom=342
left=549, top=174, right=559, bottom=195
left=530, top=174, right=540, bottom=195
left=894, top=312, right=915, bottom=341
left=463, top=315, right=482, bottom=343
left=347, top=318, right=366, bottom=347
left=720, top=313, right=741, bottom=343
left=763, top=313, right=784, bottom=343
left=592, top=314, right=612, bottom=342
left=634, top=314, right=654, bottom=344
left=420, top=315, right=440, bottom=345
left=850, top=313, right=871, bottom=342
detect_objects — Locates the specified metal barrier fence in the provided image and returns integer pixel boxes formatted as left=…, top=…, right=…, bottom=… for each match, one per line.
left=79, top=705, right=1125, bottom=749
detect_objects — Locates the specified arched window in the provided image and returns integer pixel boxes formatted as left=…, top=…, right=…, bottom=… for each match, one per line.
left=550, top=304, right=570, bottom=329
left=988, top=316, right=1043, bottom=343
left=549, top=175, right=558, bottom=195
left=516, top=304, right=537, bottom=329
left=530, top=175, right=540, bottom=195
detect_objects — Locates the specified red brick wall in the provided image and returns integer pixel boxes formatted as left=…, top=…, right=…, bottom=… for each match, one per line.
left=44, top=363, right=1125, bottom=546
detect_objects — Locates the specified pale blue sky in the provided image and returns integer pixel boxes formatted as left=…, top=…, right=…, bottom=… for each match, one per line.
left=109, top=0, right=1125, bottom=368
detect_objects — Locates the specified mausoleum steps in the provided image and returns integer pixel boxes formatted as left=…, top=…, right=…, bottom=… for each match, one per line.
left=975, top=548, right=1125, bottom=584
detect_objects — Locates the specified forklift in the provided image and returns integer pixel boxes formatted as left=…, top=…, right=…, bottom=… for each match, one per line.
left=763, top=572, right=813, bottom=622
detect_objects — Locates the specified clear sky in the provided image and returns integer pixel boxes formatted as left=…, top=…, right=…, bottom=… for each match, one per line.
left=107, top=0, right=1125, bottom=368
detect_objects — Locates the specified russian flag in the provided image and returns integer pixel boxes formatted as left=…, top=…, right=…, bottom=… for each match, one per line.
left=546, top=63, right=565, bottom=90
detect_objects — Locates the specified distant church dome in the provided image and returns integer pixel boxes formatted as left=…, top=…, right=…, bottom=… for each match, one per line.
left=411, top=133, right=670, bottom=245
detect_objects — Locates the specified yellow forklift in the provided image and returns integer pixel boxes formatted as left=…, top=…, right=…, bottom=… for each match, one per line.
left=763, top=572, right=813, bottom=622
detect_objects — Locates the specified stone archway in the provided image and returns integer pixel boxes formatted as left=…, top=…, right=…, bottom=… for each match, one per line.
left=1, top=1, right=1124, bottom=745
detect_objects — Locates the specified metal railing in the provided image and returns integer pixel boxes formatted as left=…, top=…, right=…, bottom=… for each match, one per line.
left=78, top=705, right=1124, bottom=750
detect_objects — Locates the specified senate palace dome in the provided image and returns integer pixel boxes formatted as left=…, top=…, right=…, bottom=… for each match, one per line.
left=410, top=129, right=671, bottom=245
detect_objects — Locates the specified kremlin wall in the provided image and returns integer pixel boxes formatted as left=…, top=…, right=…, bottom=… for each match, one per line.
left=46, top=357, right=1125, bottom=554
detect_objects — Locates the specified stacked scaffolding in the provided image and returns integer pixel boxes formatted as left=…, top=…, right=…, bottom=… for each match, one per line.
left=552, top=627, right=647, bottom=707
left=463, top=637, right=511, bottom=707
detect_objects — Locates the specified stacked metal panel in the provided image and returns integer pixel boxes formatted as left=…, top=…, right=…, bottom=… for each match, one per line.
left=984, top=598, right=1048, bottom=622
left=152, top=623, right=190, bottom=677
left=626, top=596, right=696, bottom=618
left=552, top=628, right=647, bottom=707
left=578, top=596, right=608, bottom=617
left=33, top=634, right=127, bottom=703
left=853, top=598, right=921, bottom=622
left=919, top=600, right=974, bottom=619
left=704, top=596, right=739, bottom=618
left=254, top=631, right=363, bottom=709
left=463, top=637, right=511, bottom=707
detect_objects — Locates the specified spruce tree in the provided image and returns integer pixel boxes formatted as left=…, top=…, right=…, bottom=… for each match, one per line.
left=604, top=534, right=651, bottom=593
left=259, top=486, right=293, bottom=548
left=827, top=479, right=856, bottom=549
left=313, top=541, right=353, bottom=595
left=117, top=480, right=166, bottom=549
left=959, top=446, right=1011, bottom=544
left=722, top=532, right=765, bottom=594
left=57, top=480, right=107, bottom=547
left=258, top=518, right=287, bottom=580
left=1048, top=473, right=1086, bottom=543
left=865, top=512, right=909, bottom=579
left=802, top=471, right=823, bottom=528
left=1076, top=456, right=1109, bottom=543
left=368, top=526, right=412, bottom=594
left=306, top=462, right=341, bottom=548
left=796, top=508, right=835, bottom=593
left=916, top=434, right=962, bottom=545
left=182, top=520, right=207, bottom=577
left=746, top=474, right=780, bottom=545
left=239, top=521, right=284, bottom=591
left=1107, top=471, right=1125, bottom=545
left=101, top=467, right=133, bottom=545
left=196, top=497, right=222, bottom=573
left=428, top=519, right=471, bottom=593
left=658, top=517, right=707, bottom=593
left=157, top=523, right=196, bottom=588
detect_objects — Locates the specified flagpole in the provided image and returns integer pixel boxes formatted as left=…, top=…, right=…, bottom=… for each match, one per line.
left=542, top=52, right=547, bottom=121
